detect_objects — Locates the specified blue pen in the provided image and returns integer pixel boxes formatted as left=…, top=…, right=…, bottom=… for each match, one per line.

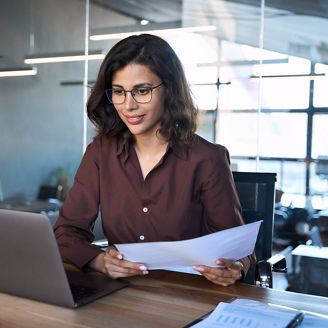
left=285, top=312, right=305, bottom=328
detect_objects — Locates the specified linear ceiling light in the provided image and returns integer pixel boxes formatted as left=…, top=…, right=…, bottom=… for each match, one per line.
left=250, top=73, right=326, bottom=80
left=0, top=67, right=37, bottom=77
left=90, top=21, right=216, bottom=41
left=24, top=50, right=105, bottom=64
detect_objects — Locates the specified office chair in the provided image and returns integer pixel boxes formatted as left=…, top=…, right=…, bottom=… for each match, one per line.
left=232, top=171, right=287, bottom=288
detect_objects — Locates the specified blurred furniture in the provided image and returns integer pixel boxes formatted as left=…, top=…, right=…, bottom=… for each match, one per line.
left=37, top=185, right=60, bottom=200
left=313, top=209, right=328, bottom=233
left=0, top=185, right=62, bottom=226
left=1, top=270, right=328, bottom=328
left=290, top=245, right=328, bottom=297
left=232, top=171, right=287, bottom=288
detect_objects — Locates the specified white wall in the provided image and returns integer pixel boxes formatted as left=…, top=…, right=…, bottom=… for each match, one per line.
left=0, top=0, right=135, bottom=199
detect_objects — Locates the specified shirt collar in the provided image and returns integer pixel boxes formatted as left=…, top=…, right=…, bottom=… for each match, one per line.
left=116, top=136, right=189, bottom=161
left=116, top=137, right=130, bottom=163
left=169, top=141, right=189, bottom=161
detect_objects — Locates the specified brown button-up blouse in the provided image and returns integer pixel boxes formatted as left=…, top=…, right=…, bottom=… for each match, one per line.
left=54, top=135, right=255, bottom=273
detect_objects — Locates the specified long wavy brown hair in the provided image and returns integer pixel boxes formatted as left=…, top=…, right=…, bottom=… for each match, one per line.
left=87, top=34, right=198, bottom=146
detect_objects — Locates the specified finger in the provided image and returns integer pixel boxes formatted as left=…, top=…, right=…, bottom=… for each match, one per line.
left=216, top=259, right=243, bottom=276
left=195, top=268, right=236, bottom=286
left=106, top=246, right=123, bottom=260
left=216, top=259, right=243, bottom=272
left=104, top=252, right=148, bottom=272
left=106, top=267, right=146, bottom=279
left=104, top=252, right=149, bottom=279
left=203, top=273, right=237, bottom=286
left=193, top=265, right=241, bottom=280
left=215, top=258, right=235, bottom=268
left=104, top=259, right=149, bottom=278
left=192, top=265, right=238, bottom=286
left=105, top=262, right=148, bottom=278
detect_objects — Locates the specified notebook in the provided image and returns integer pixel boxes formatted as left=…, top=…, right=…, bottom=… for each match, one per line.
left=0, top=209, right=128, bottom=308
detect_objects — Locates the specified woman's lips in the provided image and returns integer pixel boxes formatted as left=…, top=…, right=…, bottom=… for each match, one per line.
left=125, top=115, right=144, bottom=124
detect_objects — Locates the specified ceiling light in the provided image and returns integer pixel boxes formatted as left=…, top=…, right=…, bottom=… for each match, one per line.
left=140, top=20, right=149, bottom=26
left=90, top=20, right=216, bottom=41
left=250, top=73, right=325, bottom=80
left=24, top=50, right=105, bottom=64
left=0, top=67, right=37, bottom=78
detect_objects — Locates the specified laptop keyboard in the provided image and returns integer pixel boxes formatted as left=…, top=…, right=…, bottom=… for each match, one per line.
left=70, top=284, right=104, bottom=302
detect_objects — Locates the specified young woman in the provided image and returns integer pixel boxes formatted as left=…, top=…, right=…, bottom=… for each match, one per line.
left=54, top=34, right=255, bottom=286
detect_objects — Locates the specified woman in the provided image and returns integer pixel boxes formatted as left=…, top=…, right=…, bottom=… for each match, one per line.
left=54, top=34, right=255, bottom=286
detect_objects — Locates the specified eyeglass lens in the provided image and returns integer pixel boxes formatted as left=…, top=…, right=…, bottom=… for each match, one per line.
left=106, top=83, right=162, bottom=104
left=112, top=88, right=152, bottom=104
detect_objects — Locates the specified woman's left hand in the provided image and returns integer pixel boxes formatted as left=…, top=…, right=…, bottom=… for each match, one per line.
left=193, top=259, right=244, bottom=286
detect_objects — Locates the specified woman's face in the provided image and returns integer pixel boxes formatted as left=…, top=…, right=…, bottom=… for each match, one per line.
left=111, top=63, right=165, bottom=140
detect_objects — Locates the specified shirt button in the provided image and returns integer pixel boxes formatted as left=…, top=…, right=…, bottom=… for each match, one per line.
left=139, top=235, right=145, bottom=240
left=143, top=207, right=148, bottom=213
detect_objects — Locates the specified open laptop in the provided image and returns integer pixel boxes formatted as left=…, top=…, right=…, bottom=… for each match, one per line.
left=0, top=209, right=128, bottom=308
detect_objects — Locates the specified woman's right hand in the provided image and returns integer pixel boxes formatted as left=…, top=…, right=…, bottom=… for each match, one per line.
left=103, top=246, right=149, bottom=279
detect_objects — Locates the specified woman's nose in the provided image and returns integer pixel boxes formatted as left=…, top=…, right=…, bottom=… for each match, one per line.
left=124, top=91, right=138, bottom=110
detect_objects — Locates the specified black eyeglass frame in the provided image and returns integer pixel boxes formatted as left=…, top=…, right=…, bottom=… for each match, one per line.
left=105, top=82, right=164, bottom=104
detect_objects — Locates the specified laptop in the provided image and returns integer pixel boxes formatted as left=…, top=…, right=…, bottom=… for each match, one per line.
left=0, top=209, right=129, bottom=308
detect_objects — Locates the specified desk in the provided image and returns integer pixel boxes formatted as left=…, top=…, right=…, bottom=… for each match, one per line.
left=1, top=270, right=328, bottom=328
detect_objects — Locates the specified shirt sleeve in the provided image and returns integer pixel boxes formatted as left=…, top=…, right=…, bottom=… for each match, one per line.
left=199, top=145, right=256, bottom=275
left=53, top=139, right=103, bottom=269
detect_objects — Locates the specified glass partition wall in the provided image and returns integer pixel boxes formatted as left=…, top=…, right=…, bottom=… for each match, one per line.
left=0, top=0, right=88, bottom=203
left=1, top=0, right=328, bottom=212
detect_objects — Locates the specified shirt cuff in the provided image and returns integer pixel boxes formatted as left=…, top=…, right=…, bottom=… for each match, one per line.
left=59, top=241, right=104, bottom=269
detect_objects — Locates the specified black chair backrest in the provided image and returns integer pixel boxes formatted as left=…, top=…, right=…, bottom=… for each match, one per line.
left=232, top=172, right=277, bottom=262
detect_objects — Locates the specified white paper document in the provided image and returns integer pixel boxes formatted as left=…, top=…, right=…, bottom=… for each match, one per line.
left=191, top=302, right=294, bottom=328
left=191, top=299, right=328, bottom=328
left=114, top=221, right=261, bottom=270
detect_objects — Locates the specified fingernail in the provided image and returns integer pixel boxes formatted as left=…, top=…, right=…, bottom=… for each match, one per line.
left=193, top=266, right=204, bottom=272
left=142, top=270, right=149, bottom=275
left=139, top=265, right=147, bottom=271
left=117, top=254, right=123, bottom=260
left=216, top=260, right=223, bottom=265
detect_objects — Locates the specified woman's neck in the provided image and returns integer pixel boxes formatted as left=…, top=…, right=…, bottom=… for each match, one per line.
left=133, top=133, right=168, bottom=179
left=134, top=132, right=167, bottom=155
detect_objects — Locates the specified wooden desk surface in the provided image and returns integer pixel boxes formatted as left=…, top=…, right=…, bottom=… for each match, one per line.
left=1, top=270, right=328, bottom=328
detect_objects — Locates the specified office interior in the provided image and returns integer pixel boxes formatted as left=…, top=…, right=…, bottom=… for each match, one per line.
left=1, top=0, right=328, bottom=298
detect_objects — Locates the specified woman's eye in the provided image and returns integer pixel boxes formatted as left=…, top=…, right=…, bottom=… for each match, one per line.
left=112, top=89, right=125, bottom=95
left=136, top=88, right=150, bottom=95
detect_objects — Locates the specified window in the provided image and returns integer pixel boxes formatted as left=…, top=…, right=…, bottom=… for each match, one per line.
left=312, top=115, right=328, bottom=158
left=314, top=64, right=328, bottom=108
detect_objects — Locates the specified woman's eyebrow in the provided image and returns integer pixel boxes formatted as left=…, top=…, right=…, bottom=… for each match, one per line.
left=111, top=82, right=153, bottom=89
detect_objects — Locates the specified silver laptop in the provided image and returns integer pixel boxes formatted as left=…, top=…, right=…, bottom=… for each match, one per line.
left=0, top=209, right=128, bottom=308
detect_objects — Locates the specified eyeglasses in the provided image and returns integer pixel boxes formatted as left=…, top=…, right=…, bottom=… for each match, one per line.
left=105, top=82, right=163, bottom=105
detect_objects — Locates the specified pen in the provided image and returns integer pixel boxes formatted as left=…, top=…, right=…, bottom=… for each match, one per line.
left=285, top=311, right=305, bottom=328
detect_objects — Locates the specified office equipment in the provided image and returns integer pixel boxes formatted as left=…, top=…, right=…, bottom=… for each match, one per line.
left=115, top=221, right=261, bottom=269
left=0, top=209, right=128, bottom=308
left=1, top=270, right=328, bottom=328
left=232, top=171, right=286, bottom=287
